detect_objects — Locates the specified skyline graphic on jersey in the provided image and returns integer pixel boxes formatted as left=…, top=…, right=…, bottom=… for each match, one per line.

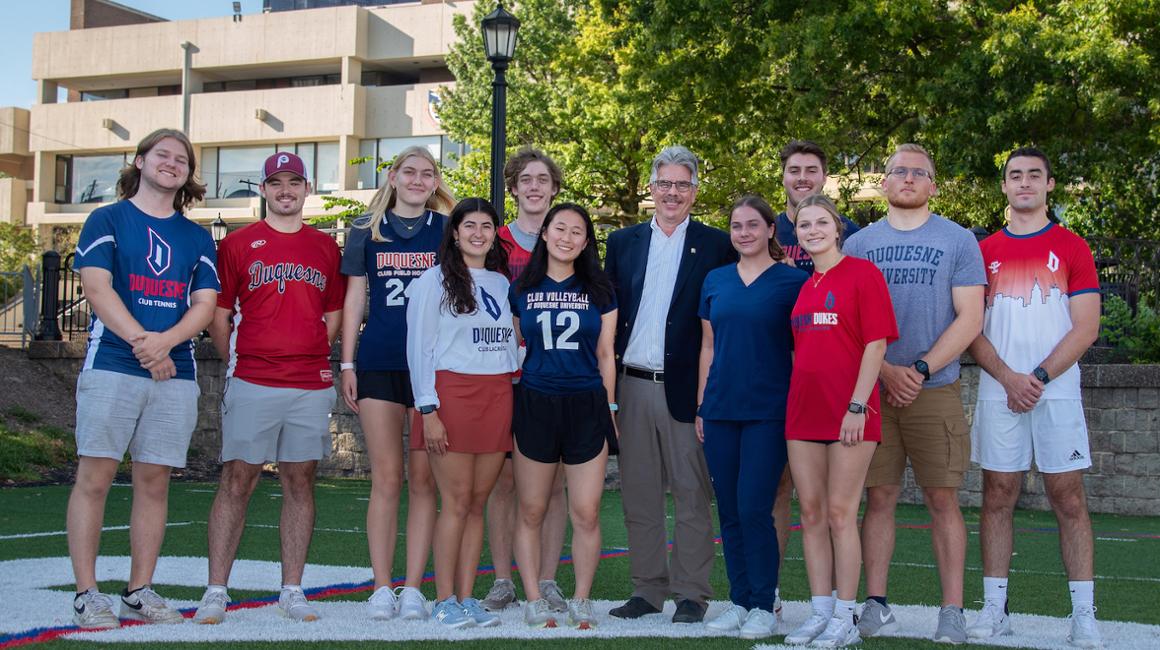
left=986, top=251, right=1073, bottom=308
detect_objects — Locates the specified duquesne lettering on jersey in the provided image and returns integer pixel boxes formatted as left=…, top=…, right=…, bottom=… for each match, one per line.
left=74, top=200, right=220, bottom=380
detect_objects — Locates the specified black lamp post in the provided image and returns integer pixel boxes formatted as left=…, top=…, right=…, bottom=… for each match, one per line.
left=482, top=3, right=520, bottom=222
left=211, top=213, right=229, bottom=244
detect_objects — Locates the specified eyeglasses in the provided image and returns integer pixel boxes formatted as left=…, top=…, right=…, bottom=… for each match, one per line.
left=653, top=180, right=696, bottom=193
left=887, top=167, right=933, bottom=180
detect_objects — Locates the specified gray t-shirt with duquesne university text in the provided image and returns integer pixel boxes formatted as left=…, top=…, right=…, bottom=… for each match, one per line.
left=843, top=213, right=986, bottom=388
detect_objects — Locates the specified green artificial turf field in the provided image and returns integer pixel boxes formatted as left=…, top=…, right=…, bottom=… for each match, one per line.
left=2, top=478, right=1157, bottom=649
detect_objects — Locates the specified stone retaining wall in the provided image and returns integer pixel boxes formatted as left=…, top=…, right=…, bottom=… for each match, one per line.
left=26, top=341, right=1160, bottom=515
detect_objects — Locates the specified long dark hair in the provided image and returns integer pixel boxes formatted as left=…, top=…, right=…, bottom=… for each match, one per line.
left=730, top=194, right=786, bottom=261
left=438, top=198, right=510, bottom=315
left=117, top=128, right=206, bottom=212
left=517, top=203, right=614, bottom=308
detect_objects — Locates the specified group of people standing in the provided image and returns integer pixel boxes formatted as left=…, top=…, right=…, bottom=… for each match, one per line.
left=64, top=127, right=1103, bottom=649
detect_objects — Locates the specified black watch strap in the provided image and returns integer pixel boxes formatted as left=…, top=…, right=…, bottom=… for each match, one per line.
left=1033, top=366, right=1051, bottom=384
left=913, top=359, right=931, bottom=381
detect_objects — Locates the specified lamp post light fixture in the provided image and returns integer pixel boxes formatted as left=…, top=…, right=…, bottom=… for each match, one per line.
left=481, top=3, right=520, bottom=221
left=211, top=213, right=229, bottom=244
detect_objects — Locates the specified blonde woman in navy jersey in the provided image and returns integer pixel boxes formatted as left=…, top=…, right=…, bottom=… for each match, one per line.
left=509, top=203, right=618, bottom=630
left=339, top=146, right=454, bottom=622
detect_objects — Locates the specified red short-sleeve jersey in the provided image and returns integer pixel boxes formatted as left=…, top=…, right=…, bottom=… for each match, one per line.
left=217, top=220, right=346, bottom=389
left=787, top=256, right=898, bottom=441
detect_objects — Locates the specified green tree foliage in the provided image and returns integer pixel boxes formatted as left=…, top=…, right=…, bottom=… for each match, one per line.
left=442, top=1, right=1157, bottom=233
left=0, top=223, right=38, bottom=297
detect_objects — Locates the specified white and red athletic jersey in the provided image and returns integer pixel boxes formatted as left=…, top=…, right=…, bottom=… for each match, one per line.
left=217, top=220, right=346, bottom=389
left=978, top=223, right=1099, bottom=401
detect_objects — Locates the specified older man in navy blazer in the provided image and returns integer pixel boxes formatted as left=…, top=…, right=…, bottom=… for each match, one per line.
left=604, top=146, right=737, bottom=623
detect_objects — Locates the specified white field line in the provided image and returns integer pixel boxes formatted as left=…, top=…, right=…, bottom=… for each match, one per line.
left=0, top=521, right=193, bottom=541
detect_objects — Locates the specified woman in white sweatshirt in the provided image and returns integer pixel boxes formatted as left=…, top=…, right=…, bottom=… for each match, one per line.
left=405, top=197, right=518, bottom=629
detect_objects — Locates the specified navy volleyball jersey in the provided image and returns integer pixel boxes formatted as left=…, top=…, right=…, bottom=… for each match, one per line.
left=341, top=211, right=445, bottom=371
left=509, top=275, right=616, bottom=394
left=74, top=200, right=220, bottom=380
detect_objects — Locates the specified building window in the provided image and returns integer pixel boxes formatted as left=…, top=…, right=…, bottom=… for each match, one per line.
left=202, top=142, right=340, bottom=197
left=315, top=142, right=340, bottom=194
left=57, top=154, right=128, bottom=204
left=217, top=145, right=274, bottom=198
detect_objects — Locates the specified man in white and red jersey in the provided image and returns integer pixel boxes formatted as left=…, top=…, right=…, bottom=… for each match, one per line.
left=194, top=152, right=345, bottom=625
left=966, top=147, right=1101, bottom=648
left=481, top=147, right=572, bottom=613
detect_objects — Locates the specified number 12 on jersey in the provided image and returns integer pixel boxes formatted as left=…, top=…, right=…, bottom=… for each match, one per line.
left=536, top=311, right=579, bottom=350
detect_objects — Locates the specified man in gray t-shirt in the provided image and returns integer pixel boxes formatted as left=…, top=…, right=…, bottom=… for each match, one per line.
left=843, top=144, right=985, bottom=644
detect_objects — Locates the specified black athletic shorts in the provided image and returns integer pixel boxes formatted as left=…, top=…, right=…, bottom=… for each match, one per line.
left=356, top=370, right=414, bottom=407
left=513, top=384, right=612, bottom=465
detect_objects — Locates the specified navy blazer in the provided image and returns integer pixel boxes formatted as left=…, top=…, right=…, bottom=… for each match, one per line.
left=604, top=218, right=738, bottom=423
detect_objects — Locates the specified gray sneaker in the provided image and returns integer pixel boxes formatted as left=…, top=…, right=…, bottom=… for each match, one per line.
left=73, top=589, right=120, bottom=629
left=933, top=605, right=967, bottom=644
left=481, top=578, right=517, bottom=611
left=566, top=598, right=597, bottom=629
left=857, top=599, right=899, bottom=637
left=539, top=579, right=568, bottom=613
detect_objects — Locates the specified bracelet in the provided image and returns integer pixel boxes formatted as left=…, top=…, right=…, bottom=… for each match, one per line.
left=609, top=402, right=619, bottom=412
left=340, top=362, right=355, bottom=371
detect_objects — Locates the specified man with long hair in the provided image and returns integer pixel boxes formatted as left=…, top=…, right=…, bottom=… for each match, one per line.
left=68, top=128, right=219, bottom=628
left=195, top=152, right=345, bottom=624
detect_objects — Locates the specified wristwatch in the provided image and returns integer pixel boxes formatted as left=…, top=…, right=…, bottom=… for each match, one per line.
left=609, top=402, right=619, bottom=412
left=848, top=401, right=868, bottom=415
left=913, top=359, right=931, bottom=381
left=418, top=404, right=438, bottom=415
left=1032, top=366, right=1051, bottom=385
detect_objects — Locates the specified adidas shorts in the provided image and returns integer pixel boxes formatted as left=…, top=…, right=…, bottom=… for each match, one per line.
left=970, top=399, right=1091, bottom=473
left=221, top=378, right=335, bottom=464
left=74, top=369, right=199, bottom=468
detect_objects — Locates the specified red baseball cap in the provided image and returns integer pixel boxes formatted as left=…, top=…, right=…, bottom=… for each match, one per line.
left=261, top=152, right=308, bottom=183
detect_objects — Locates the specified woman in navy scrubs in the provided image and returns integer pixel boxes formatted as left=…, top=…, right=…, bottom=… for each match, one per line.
left=697, top=195, right=807, bottom=640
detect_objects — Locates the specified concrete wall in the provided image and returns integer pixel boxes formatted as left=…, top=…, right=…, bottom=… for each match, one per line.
left=26, top=340, right=1160, bottom=515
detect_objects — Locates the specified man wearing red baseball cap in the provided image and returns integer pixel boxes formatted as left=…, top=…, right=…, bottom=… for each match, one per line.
left=195, top=152, right=346, bottom=624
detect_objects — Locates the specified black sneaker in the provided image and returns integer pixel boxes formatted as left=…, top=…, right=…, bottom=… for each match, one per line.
left=609, top=596, right=660, bottom=619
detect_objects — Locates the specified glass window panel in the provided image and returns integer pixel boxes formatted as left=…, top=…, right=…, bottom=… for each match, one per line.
left=315, top=141, right=340, bottom=194
left=296, top=142, right=316, bottom=186
left=55, top=155, right=71, bottom=203
left=71, top=154, right=126, bottom=204
left=218, top=145, right=274, bottom=198
left=377, top=136, right=441, bottom=167
left=358, top=139, right=378, bottom=190
left=200, top=147, right=218, bottom=198
left=440, top=136, right=466, bottom=170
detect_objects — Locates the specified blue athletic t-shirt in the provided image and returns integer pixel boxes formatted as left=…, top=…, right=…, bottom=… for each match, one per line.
left=74, top=200, right=220, bottom=380
left=509, top=275, right=616, bottom=394
left=698, top=262, right=807, bottom=421
left=341, top=211, right=444, bottom=371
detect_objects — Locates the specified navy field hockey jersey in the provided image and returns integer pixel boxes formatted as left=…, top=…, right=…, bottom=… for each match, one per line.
left=74, top=200, right=220, bottom=380
left=341, top=211, right=445, bottom=371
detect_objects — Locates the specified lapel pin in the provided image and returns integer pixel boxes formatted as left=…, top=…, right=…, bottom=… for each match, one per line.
left=690, top=247, right=696, bottom=254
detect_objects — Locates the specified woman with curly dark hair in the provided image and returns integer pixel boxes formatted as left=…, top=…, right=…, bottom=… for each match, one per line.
left=509, top=203, right=618, bottom=629
left=405, top=197, right=517, bottom=630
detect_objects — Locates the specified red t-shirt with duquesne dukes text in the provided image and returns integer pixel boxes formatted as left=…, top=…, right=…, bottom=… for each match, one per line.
left=787, top=256, right=898, bottom=441
left=216, top=220, right=346, bottom=390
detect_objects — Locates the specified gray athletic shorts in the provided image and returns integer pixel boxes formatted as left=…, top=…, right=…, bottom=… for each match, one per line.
left=221, top=377, right=335, bottom=464
left=74, top=369, right=200, bottom=468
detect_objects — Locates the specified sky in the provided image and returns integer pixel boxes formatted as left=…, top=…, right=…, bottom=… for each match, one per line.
left=0, top=0, right=262, bottom=109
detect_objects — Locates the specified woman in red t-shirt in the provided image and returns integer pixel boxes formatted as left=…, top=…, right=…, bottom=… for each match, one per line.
left=784, top=194, right=898, bottom=647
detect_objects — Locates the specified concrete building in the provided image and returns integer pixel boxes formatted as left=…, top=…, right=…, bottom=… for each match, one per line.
left=22, top=0, right=474, bottom=235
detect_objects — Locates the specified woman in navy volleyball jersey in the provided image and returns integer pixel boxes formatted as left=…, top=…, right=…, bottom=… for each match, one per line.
left=339, top=146, right=455, bottom=621
left=783, top=194, right=896, bottom=648
left=697, top=195, right=807, bottom=640
left=509, top=203, right=618, bottom=630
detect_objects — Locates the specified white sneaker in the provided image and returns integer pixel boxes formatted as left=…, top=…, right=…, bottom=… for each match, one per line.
left=396, top=586, right=428, bottom=621
left=523, top=597, right=558, bottom=628
left=566, top=598, right=598, bottom=630
left=774, top=593, right=784, bottom=629
left=1067, top=604, right=1101, bottom=648
left=739, top=607, right=778, bottom=640
left=786, top=611, right=832, bottom=645
left=120, top=586, right=184, bottom=624
left=810, top=614, right=861, bottom=648
left=967, top=600, right=1011, bottom=639
left=73, top=589, right=120, bottom=629
left=367, top=585, right=398, bottom=620
left=278, top=587, right=320, bottom=622
left=192, top=587, right=230, bottom=625
left=705, top=603, right=748, bottom=633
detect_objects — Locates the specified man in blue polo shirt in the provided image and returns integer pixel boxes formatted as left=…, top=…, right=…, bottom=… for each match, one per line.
left=66, top=128, right=219, bottom=629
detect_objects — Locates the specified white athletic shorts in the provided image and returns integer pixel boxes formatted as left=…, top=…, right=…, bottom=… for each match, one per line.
left=74, top=369, right=199, bottom=468
left=970, top=399, right=1091, bottom=473
left=221, top=377, right=335, bottom=464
